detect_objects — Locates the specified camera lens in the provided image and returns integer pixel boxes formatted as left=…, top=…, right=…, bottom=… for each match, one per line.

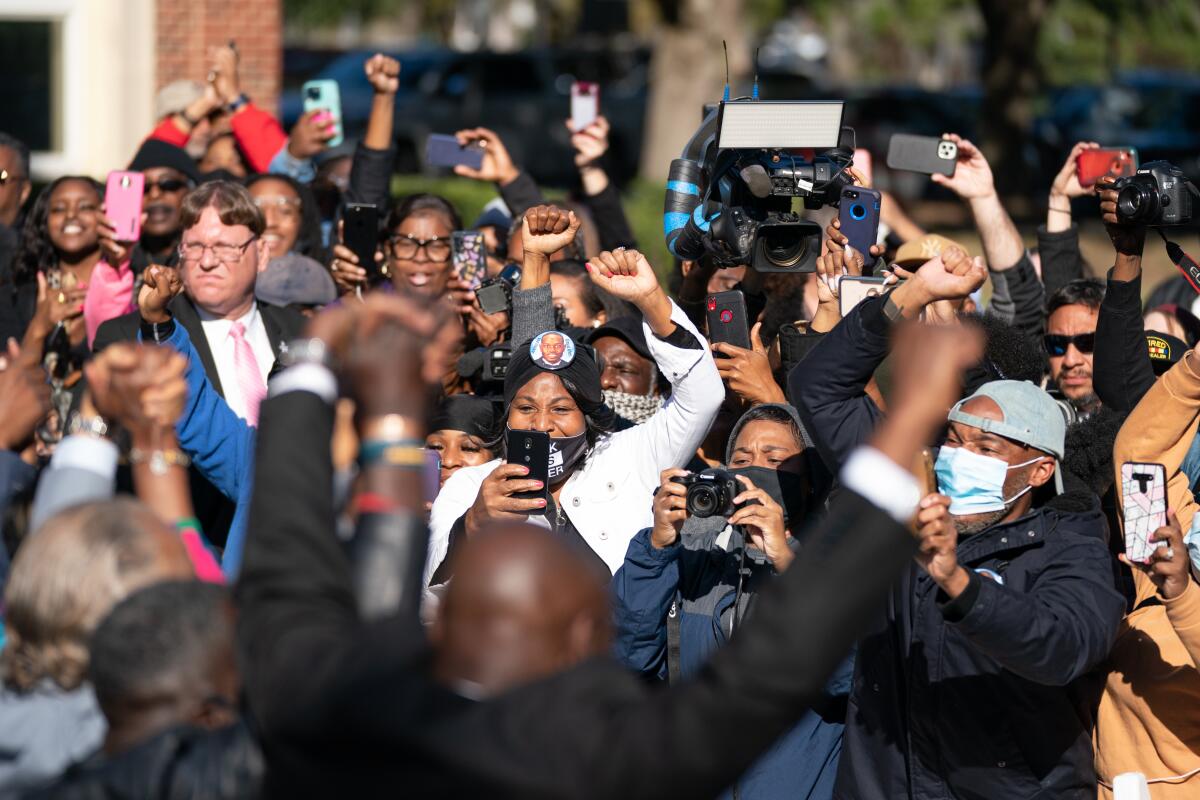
left=760, top=227, right=807, bottom=269
left=687, top=485, right=720, bottom=518
left=850, top=203, right=867, bottom=221
left=1117, top=183, right=1158, bottom=223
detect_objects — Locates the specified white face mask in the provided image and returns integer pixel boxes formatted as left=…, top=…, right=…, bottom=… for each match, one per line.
left=935, top=446, right=1047, bottom=515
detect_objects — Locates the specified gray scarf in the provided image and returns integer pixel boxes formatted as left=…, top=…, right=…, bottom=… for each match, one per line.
left=602, top=389, right=664, bottom=425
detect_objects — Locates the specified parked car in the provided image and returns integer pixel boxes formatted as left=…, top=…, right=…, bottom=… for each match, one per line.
left=281, top=45, right=649, bottom=186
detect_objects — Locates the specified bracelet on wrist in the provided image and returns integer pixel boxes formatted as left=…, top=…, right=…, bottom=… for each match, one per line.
left=67, top=413, right=111, bottom=439
left=358, top=438, right=428, bottom=469
left=126, top=447, right=191, bottom=476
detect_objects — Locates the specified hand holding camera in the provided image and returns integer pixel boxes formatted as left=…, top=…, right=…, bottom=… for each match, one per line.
left=1096, top=176, right=1147, bottom=260
left=727, top=474, right=792, bottom=573
left=651, top=467, right=690, bottom=548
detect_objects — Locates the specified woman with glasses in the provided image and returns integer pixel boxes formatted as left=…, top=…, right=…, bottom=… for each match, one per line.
left=245, top=174, right=327, bottom=264
left=329, top=193, right=460, bottom=299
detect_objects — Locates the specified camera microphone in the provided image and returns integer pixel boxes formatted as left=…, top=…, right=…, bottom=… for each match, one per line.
left=740, top=164, right=772, bottom=199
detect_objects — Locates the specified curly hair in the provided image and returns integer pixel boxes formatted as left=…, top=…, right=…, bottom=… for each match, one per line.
left=1, top=499, right=182, bottom=692
left=245, top=172, right=329, bottom=264
left=12, top=176, right=103, bottom=288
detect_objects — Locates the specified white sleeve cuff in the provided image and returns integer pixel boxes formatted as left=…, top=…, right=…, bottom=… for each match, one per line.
left=268, top=363, right=338, bottom=405
left=841, top=446, right=922, bottom=523
left=52, top=436, right=120, bottom=478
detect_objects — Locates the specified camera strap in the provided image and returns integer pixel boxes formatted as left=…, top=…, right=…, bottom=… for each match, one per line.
left=1157, top=228, right=1200, bottom=294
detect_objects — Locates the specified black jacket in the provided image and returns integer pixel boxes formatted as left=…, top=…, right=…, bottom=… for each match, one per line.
left=91, top=294, right=305, bottom=547
left=834, top=498, right=1124, bottom=799
left=1094, top=268, right=1156, bottom=413
left=26, top=722, right=263, bottom=800
left=236, top=388, right=919, bottom=799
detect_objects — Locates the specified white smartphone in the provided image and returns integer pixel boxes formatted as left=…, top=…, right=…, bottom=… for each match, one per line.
left=570, top=82, right=599, bottom=132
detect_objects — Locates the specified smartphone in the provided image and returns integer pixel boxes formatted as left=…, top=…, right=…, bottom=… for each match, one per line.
left=1077, top=148, right=1138, bottom=188
left=706, top=290, right=752, bottom=353
left=839, top=186, right=882, bottom=259
left=425, top=134, right=485, bottom=170
left=916, top=448, right=937, bottom=498
left=105, top=171, right=144, bottom=242
left=886, top=134, right=958, bottom=177
left=506, top=429, right=550, bottom=507
left=302, top=80, right=344, bottom=148
left=451, top=231, right=487, bottom=291
left=1121, top=461, right=1168, bottom=564
left=839, top=276, right=892, bottom=317
left=570, top=81, right=599, bottom=132
left=342, top=203, right=381, bottom=284
left=852, top=148, right=873, bottom=187
left=424, top=449, right=441, bottom=502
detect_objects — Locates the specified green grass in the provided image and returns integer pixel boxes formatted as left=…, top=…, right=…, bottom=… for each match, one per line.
left=391, top=174, right=673, bottom=280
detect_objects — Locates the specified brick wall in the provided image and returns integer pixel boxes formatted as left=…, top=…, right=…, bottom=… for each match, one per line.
left=156, top=0, right=281, bottom=115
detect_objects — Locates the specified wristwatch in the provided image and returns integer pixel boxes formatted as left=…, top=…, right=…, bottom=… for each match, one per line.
left=226, top=93, right=250, bottom=113
left=67, top=413, right=110, bottom=439
left=280, top=338, right=334, bottom=370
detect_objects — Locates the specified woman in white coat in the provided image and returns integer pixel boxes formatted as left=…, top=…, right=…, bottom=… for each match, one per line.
left=426, top=207, right=723, bottom=584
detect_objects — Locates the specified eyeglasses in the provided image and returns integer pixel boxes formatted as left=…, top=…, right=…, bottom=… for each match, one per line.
left=178, top=236, right=257, bottom=264
left=144, top=177, right=189, bottom=194
left=0, top=168, right=25, bottom=186
left=389, top=233, right=450, bottom=261
left=1043, top=332, right=1096, bottom=357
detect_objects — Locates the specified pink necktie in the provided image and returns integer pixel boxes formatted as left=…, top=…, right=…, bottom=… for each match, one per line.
left=229, top=321, right=267, bottom=426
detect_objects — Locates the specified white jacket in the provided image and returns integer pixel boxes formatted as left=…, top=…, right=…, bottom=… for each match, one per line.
left=427, top=301, right=723, bottom=583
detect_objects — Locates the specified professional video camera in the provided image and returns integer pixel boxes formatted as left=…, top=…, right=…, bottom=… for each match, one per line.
left=664, top=99, right=855, bottom=272
left=1113, top=161, right=1197, bottom=227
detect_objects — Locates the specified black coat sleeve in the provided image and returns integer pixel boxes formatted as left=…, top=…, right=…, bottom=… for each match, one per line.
left=1094, top=268, right=1155, bottom=413
left=91, top=312, right=138, bottom=354
left=582, top=181, right=637, bottom=251
left=1037, top=224, right=1088, bottom=296
left=345, top=143, right=395, bottom=210
left=788, top=297, right=889, bottom=472
left=498, top=171, right=545, bottom=220
left=985, top=253, right=1046, bottom=342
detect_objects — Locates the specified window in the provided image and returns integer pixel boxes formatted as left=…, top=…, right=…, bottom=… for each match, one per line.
left=0, top=20, right=59, bottom=151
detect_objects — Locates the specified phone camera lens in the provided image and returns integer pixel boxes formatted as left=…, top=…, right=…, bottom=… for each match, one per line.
left=850, top=203, right=867, bottom=221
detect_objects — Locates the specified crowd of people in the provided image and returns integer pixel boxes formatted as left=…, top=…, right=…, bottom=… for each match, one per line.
left=0, top=44, right=1199, bottom=800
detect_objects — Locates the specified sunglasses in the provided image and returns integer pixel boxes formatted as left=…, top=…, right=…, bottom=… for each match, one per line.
left=1043, top=332, right=1096, bottom=357
left=144, top=177, right=189, bottom=194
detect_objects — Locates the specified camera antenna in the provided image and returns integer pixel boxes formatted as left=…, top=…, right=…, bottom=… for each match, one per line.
left=722, top=40, right=731, bottom=102
left=752, top=48, right=760, bottom=100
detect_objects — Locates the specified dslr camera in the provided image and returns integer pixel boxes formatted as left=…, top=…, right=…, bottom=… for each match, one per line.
left=664, top=100, right=854, bottom=273
left=1113, top=161, right=1196, bottom=227
left=476, top=263, right=522, bottom=316
left=672, top=468, right=742, bottom=519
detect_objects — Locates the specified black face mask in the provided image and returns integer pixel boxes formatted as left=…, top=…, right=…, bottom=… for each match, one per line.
left=728, top=465, right=809, bottom=526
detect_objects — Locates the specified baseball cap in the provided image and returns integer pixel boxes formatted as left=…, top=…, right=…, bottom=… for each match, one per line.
left=255, top=253, right=337, bottom=308
left=1146, top=330, right=1186, bottom=376
left=585, top=314, right=651, bottom=361
left=948, top=380, right=1065, bottom=460
left=155, top=80, right=205, bottom=120
left=893, top=234, right=969, bottom=269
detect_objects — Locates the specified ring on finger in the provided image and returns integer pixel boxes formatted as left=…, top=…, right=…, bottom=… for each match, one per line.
left=56, top=291, right=66, bottom=304
left=1167, top=546, right=1176, bottom=559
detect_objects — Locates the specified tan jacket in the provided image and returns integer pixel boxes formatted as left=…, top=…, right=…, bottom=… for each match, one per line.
left=1102, top=351, right=1200, bottom=797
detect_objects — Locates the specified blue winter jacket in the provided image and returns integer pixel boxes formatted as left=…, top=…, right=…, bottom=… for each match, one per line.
left=146, top=322, right=256, bottom=576
left=613, top=525, right=850, bottom=800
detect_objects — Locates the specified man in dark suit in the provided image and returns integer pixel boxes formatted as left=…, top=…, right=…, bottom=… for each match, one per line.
left=234, top=296, right=985, bottom=798
left=94, top=181, right=304, bottom=546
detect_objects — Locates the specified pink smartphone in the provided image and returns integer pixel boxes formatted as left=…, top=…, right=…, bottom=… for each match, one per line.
left=1121, top=461, right=1168, bottom=564
left=105, top=171, right=144, bottom=242
left=570, top=82, right=599, bottom=132
left=852, top=148, right=873, bottom=187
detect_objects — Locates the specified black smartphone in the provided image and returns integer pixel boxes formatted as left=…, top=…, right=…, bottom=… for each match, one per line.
left=886, top=134, right=958, bottom=176
left=839, top=186, right=882, bottom=259
left=343, top=203, right=381, bottom=284
left=506, top=429, right=549, bottom=507
left=706, top=290, right=752, bottom=353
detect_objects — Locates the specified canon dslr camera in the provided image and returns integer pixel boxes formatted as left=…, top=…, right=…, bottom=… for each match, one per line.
left=1113, top=161, right=1194, bottom=227
left=672, top=468, right=742, bottom=519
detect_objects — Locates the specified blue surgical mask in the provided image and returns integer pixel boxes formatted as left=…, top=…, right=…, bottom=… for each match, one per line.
left=934, top=446, right=1046, bottom=516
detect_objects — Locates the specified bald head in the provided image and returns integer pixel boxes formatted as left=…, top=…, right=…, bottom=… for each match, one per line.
left=431, top=522, right=611, bottom=697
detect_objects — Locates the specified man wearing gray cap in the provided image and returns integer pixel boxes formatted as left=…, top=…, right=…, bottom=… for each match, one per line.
left=835, top=379, right=1125, bottom=800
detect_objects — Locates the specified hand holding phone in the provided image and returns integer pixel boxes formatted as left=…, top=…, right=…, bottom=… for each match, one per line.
left=1076, top=148, right=1138, bottom=188
left=426, top=133, right=485, bottom=170
left=342, top=204, right=382, bottom=285
left=705, top=290, right=752, bottom=353
left=451, top=231, right=487, bottom=291
left=105, top=171, right=144, bottom=242
left=838, top=276, right=892, bottom=317
left=1122, top=462, right=1168, bottom=564
left=505, top=429, right=550, bottom=508
left=301, top=80, right=344, bottom=148
left=839, top=187, right=882, bottom=258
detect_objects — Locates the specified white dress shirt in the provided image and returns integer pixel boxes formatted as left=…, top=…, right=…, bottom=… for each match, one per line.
left=197, top=303, right=275, bottom=422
